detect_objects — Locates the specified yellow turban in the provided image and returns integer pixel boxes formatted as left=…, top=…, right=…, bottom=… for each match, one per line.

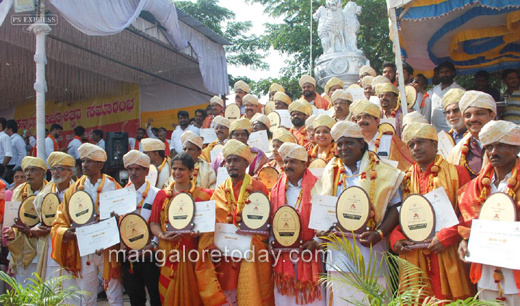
left=331, top=121, right=363, bottom=142
left=214, top=116, right=230, bottom=128
left=402, top=122, right=438, bottom=145
left=47, top=152, right=75, bottom=168
left=181, top=130, right=203, bottom=149
left=210, top=96, right=224, bottom=108
left=299, top=75, right=316, bottom=88
left=403, top=111, right=428, bottom=126
left=273, top=91, right=291, bottom=105
left=372, top=75, right=391, bottom=87
left=288, top=100, right=313, bottom=117
left=331, top=89, right=353, bottom=103
left=479, top=120, right=520, bottom=147
left=278, top=143, right=308, bottom=162
left=269, top=83, right=285, bottom=93
left=21, top=156, right=46, bottom=171
left=361, top=76, right=374, bottom=88
left=251, top=113, right=271, bottom=129
left=305, top=115, right=317, bottom=130
left=242, top=94, right=259, bottom=105
left=378, top=83, right=399, bottom=95
left=222, top=139, right=253, bottom=163
left=141, top=138, right=165, bottom=152
left=313, top=114, right=336, bottom=130
left=325, top=77, right=344, bottom=94
left=78, top=143, right=107, bottom=162
left=230, top=118, right=252, bottom=134
left=442, top=89, right=465, bottom=110
left=234, top=80, right=250, bottom=93
left=359, top=65, right=377, bottom=77
left=352, top=100, right=381, bottom=119
left=459, top=90, right=497, bottom=115
left=123, top=150, right=150, bottom=168
left=273, top=128, right=296, bottom=143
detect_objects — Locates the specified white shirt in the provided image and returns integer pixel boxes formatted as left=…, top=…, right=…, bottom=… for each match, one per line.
left=96, top=139, right=105, bottom=150
left=170, top=125, right=200, bottom=154
left=8, top=133, right=26, bottom=167
left=128, top=138, right=143, bottom=152
left=127, top=182, right=159, bottom=222
left=67, top=138, right=82, bottom=159
left=430, top=82, right=463, bottom=132
left=367, top=132, right=392, bottom=160
left=0, top=131, right=13, bottom=162
left=83, top=175, right=117, bottom=206
left=286, top=179, right=303, bottom=208
left=45, top=136, right=56, bottom=167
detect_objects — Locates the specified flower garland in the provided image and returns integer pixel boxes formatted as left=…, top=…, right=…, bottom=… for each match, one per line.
left=372, top=132, right=383, bottom=153
left=310, top=142, right=336, bottom=162
left=190, top=164, right=200, bottom=187
left=127, top=181, right=150, bottom=214
left=460, top=137, right=479, bottom=177
left=157, top=158, right=168, bottom=175
left=387, top=100, right=401, bottom=118
left=285, top=182, right=303, bottom=211
left=224, top=174, right=253, bottom=226
left=403, top=157, right=442, bottom=195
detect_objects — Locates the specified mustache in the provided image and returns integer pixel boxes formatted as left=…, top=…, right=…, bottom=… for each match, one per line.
left=285, top=167, right=294, bottom=172
left=359, top=122, right=369, bottom=126
left=469, top=120, right=482, bottom=126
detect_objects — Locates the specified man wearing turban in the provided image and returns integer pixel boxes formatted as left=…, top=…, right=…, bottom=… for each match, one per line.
left=270, top=143, right=324, bottom=305
left=269, top=83, right=285, bottom=101
left=359, top=65, right=377, bottom=80
left=241, top=94, right=260, bottom=120
left=323, top=77, right=344, bottom=104
left=361, top=76, right=375, bottom=100
left=289, top=99, right=313, bottom=149
left=201, top=116, right=229, bottom=163
left=142, top=138, right=170, bottom=189
left=447, top=91, right=496, bottom=179
left=5, top=156, right=47, bottom=287
left=330, top=90, right=353, bottom=122
left=299, top=75, right=328, bottom=109
left=304, top=115, right=317, bottom=151
left=458, top=120, right=520, bottom=303
left=51, top=143, right=124, bottom=305
left=180, top=130, right=216, bottom=189
left=379, top=83, right=404, bottom=137
left=202, top=96, right=225, bottom=129
left=234, top=80, right=250, bottom=115
left=312, top=121, right=404, bottom=306
left=265, top=128, right=296, bottom=173
left=442, top=88, right=467, bottom=145
left=273, top=91, right=291, bottom=110
left=390, top=122, right=473, bottom=301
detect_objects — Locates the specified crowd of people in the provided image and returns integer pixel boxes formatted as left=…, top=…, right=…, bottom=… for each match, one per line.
left=0, top=62, right=519, bottom=306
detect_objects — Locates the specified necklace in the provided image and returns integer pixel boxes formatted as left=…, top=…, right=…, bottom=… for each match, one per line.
left=460, top=137, right=479, bottom=176
left=224, top=175, right=252, bottom=226
left=165, top=180, right=195, bottom=198
left=403, top=157, right=441, bottom=194
left=310, top=142, right=336, bottom=162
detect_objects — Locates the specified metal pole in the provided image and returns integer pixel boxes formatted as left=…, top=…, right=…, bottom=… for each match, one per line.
left=309, top=0, right=313, bottom=75
left=389, top=7, right=408, bottom=116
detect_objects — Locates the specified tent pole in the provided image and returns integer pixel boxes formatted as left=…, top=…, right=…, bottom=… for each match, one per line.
left=389, top=7, right=408, bottom=116
left=29, top=0, right=51, bottom=160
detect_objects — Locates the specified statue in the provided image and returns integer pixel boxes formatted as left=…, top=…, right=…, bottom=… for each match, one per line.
left=313, top=0, right=369, bottom=87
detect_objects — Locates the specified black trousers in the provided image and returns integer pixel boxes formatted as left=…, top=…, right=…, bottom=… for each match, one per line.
left=121, top=259, right=161, bottom=306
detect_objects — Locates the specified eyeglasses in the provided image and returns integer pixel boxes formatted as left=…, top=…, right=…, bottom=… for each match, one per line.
left=50, top=167, right=69, bottom=173
left=444, top=108, right=461, bottom=115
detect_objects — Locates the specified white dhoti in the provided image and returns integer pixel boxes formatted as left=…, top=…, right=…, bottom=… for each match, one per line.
left=76, top=253, right=123, bottom=306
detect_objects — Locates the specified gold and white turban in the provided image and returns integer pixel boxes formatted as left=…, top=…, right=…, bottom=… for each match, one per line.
left=47, top=152, right=75, bottom=168
left=459, top=90, right=497, bottom=115
left=331, top=121, right=363, bottom=142
left=269, top=83, right=285, bottom=93
left=210, top=96, right=224, bottom=108
left=479, top=120, right=520, bottom=147
left=442, top=88, right=465, bottom=110
left=299, top=75, right=316, bottom=88
left=361, top=76, right=375, bottom=88
left=230, top=118, right=252, bottom=134
left=378, top=83, right=399, bottom=95
left=141, top=138, right=165, bottom=152
left=222, top=139, right=253, bottom=163
left=288, top=100, right=313, bottom=116
left=234, top=80, right=250, bottom=93
left=214, top=116, right=230, bottom=128
left=123, top=150, right=150, bottom=168
left=325, top=77, right=344, bottom=94
left=359, top=65, right=377, bottom=77
left=273, top=128, right=297, bottom=144
left=403, top=111, right=428, bottom=126
left=21, top=156, right=46, bottom=171
left=331, top=89, right=353, bottom=103
left=402, top=122, right=438, bottom=145
left=352, top=100, right=381, bottom=119
left=305, top=115, right=317, bottom=130
left=372, top=75, right=391, bottom=87
left=181, top=130, right=203, bottom=149
left=78, top=143, right=107, bottom=162
left=278, top=143, right=308, bottom=162
left=251, top=113, right=271, bottom=129
left=313, top=114, right=336, bottom=130
left=242, top=94, right=259, bottom=105
left=273, top=91, right=291, bottom=105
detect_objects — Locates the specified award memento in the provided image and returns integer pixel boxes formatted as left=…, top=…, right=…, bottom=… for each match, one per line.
left=267, top=111, right=281, bottom=133
left=237, top=192, right=270, bottom=236
left=225, top=104, right=241, bottom=122
left=17, top=195, right=39, bottom=227
left=166, top=192, right=195, bottom=233
left=271, top=205, right=303, bottom=252
left=405, top=85, right=417, bottom=110
left=479, top=192, right=517, bottom=222
left=119, top=213, right=150, bottom=250
left=309, top=158, right=327, bottom=169
left=399, top=194, right=436, bottom=249
left=347, top=84, right=361, bottom=90
left=256, top=166, right=279, bottom=191
left=334, top=186, right=371, bottom=237
left=378, top=122, right=396, bottom=135
left=68, top=191, right=97, bottom=227
left=264, top=101, right=275, bottom=115
left=41, top=193, right=60, bottom=227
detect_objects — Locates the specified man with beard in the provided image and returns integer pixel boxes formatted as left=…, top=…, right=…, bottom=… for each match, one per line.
left=382, top=62, right=397, bottom=84
left=430, top=61, right=463, bottom=132
left=351, top=100, right=413, bottom=172
left=234, top=80, right=250, bottom=115
left=170, top=110, right=200, bottom=157
left=181, top=130, right=216, bottom=189
left=193, top=109, right=206, bottom=129
left=501, top=69, right=520, bottom=124
left=241, top=94, right=260, bottom=120
left=399, top=63, right=414, bottom=85
left=331, top=89, right=352, bottom=121
left=288, top=99, right=313, bottom=148
left=142, top=138, right=170, bottom=189
left=379, top=83, right=404, bottom=137
left=268, top=83, right=285, bottom=101
left=448, top=91, right=496, bottom=179
left=442, top=88, right=467, bottom=145
left=299, top=75, right=328, bottom=109
left=472, top=70, right=500, bottom=102
left=202, top=96, right=225, bottom=128
left=412, top=74, right=432, bottom=122
left=458, top=120, right=520, bottom=303
left=122, top=121, right=146, bottom=152
left=201, top=116, right=229, bottom=163
left=273, top=91, right=291, bottom=110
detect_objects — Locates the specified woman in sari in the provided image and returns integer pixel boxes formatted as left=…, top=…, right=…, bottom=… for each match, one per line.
left=308, top=114, right=337, bottom=164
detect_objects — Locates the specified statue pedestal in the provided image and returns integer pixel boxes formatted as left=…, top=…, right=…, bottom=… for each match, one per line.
left=314, top=51, right=369, bottom=88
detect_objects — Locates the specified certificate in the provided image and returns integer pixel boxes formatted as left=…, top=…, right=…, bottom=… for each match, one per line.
left=99, top=188, right=137, bottom=220
left=248, top=130, right=269, bottom=153
left=76, top=217, right=120, bottom=257
left=309, top=194, right=338, bottom=231
left=347, top=88, right=365, bottom=101
left=467, top=219, right=520, bottom=270
left=423, top=187, right=459, bottom=232
left=192, top=201, right=216, bottom=233
left=437, top=131, right=454, bottom=160
left=200, top=129, right=218, bottom=144
left=3, top=201, right=21, bottom=227
left=216, top=167, right=230, bottom=188
left=214, top=223, right=252, bottom=259
left=276, top=110, right=293, bottom=129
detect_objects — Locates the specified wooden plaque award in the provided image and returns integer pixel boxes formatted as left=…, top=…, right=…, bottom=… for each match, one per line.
left=68, top=191, right=97, bottom=227
left=271, top=205, right=303, bottom=252
left=237, top=192, right=270, bottom=236
left=309, top=158, right=327, bottom=169
left=41, top=193, right=60, bottom=227
left=333, top=186, right=372, bottom=237
left=256, top=166, right=279, bottom=191
left=17, top=195, right=39, bottom=227
left=119, top=213, right=150, bottom=250
left=225, top=104, right=241, bottom=122
left=166, top=192, right=195, bottom=233
left=267, top=112, right=281, bottom=133
left=399, top=194, right=436, bottom=249
left=479, top=192, right=517, bottom=221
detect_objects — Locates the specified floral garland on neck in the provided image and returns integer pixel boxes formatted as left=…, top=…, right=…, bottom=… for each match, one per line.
left=310, top=142, right=336, bottom=162
left=460, top=136, right=479, bottom=177
left=157, top=158, right=168, bottom=174
left=22, top=180, right=47, bottom=200
left=372, top=132, right=383, bottom=153
left=77, top=175, right=106, bottom=218
left=386, top=100, right=401, bottom=118
left=224, top=174, right=253, bottom=226
left=165, top=180, right=196, bottom=198
left=190, top=163, right=200, bottom=187
left=285, top=181, right=303, bottom=211
left=127, top=181, right=150, bottom=214
left=403, top=156, right=442, bottom=194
